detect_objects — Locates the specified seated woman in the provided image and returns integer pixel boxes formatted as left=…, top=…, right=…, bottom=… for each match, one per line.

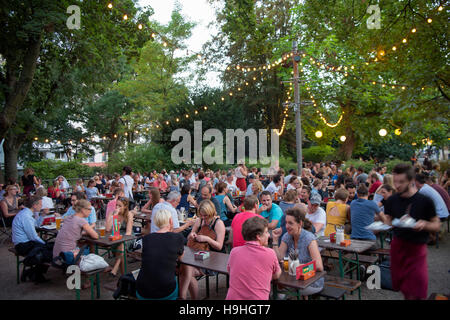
left=287, top=176, right=301, bottom=191
left=34, top=187, right=55, bottom=224
left=226, top=217, right=281, bottom=300
left=63, top=192, right=97, bottom=228
left=53, top=199, right=99, bottom=262
left=48, top=180, right=62, bottom=204
left=106, top=189, right=125, bottom=222
left=141, top=187, right=165, bottom=214
left=73, top=179, right=85, bottom=193
left=136, top=209, right=184, bottom=300
left=324, top=188, right=350, bottom=236
left=106, top=197, right=135, bottom=277
left=179, top=200, right=226, bottom=300
left=93, top=176, right=105, bottom=195
left=250, top=180, right=264, bottom=201
left=272, top=206, right=324, bottom=298
left=176, top=184, right=196, bottom=215
left=214, top=182, right=238, bottom=226
left=0, top=185, right=22, bottom=227
left=376, top=184, right=395, bottom=213
left=85, top=179, right=99, bottom=201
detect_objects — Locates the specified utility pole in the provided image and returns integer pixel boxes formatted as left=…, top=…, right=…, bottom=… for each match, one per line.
left=292, top=40, right=302, bottom=173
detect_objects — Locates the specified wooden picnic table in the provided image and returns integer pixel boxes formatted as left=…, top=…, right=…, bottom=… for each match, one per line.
left=81, top=234, right=137, bottom=274
left=272, top=271, right=327, bottom=299
left=317, top=236, right=376, bottom=300
left=179, top=246, right=326, bottom=299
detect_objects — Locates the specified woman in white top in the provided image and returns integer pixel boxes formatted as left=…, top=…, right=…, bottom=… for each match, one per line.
left=287, top=176, right=302, bottom=191
left=119, top=166, right=134, bottom=201
left=235, top=162, right=248, bottom=192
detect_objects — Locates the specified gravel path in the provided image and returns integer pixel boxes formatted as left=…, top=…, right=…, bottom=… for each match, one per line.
left=0, top=231, right=448, bottom=300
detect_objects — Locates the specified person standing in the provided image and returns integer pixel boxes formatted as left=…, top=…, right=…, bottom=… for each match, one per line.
left=380, top=164, right=441, bottom=300
left=235, top=162, right=248, bottom=192
left=21, top=168, right=39, bottom=196
left=119, top=166, right=134, bottom=205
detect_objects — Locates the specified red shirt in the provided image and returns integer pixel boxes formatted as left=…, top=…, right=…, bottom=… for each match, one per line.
left=369, top=181, right=382, bottom=194
left=431, top=183, right=450, bottom=211
left=47, top=187, right=60, bottom=199
left=231, top=211, right=263, bottom=248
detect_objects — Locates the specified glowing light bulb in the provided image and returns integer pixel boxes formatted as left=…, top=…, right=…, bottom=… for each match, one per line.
left=402, top=38, right=407, bottom=43
left=123, top=14, right=128, bottom=20
left=138, top=24, right=143, bottom=30
left=392, top=46, right=397, bottom=51
left=107, top=3, right=113, bottom=9
left=395, top=129, right=402, bottom=136
left=340, top=136, right=346, bottom=142
left=379, top=129, right=387, bottom=137
left=427, top=18, right=432, bottom=23
left=411, top=28, right=416, bottom=33
left=315, top=131, right=323, bottom=138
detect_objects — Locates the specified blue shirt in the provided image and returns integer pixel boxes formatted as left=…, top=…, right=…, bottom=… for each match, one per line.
left=214, top=195, right=229, bottom=222
left=12, top=208, right=45, bottom=245
left=85, top=187, right=98, bottom=200
left=350, top=198, right=380, bottom=240
left=259, top=203, right=283, bottom=228
left=419, top=184, right=449, bottom=219
left=245, top=183, right=253, bottom=196
left=63, top=206, right=97, bottom=224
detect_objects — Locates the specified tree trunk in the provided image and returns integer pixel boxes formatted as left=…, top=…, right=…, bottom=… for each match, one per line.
left=338, top=101, right=356, bottom=160
left=0, top=34, right=42, bottom=141
left=3, top=131, right=24, bottom=183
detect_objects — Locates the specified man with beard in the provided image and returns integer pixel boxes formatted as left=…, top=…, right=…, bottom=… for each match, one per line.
left=379, top=163, right=441, bottom=300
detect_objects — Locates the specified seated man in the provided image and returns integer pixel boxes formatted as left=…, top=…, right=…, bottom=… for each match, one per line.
left=306, top=193, right=327, bottom=237
left=12, top=196, right=53, bottom=283
left=196, top=185, right=222, bottom=217
left=256, top=191, right=283, bottom=230
left=264, top=174, right=283, bottom=196
left=350, top=185, right=380, bottom=241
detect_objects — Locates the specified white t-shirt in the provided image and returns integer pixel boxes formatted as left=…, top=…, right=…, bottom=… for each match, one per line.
left=306, top=207, right=327, bottom=237
left=286, top=184, right=296, bottom=191
left=150, top=202, right=180, bottom=233
left=265, top=181, right=280, bottom=194
left=119, top=175, right=134, bottom=200
left=41, top=196, right=54, bottom=210
left=226, top=181, right=238, bottom=193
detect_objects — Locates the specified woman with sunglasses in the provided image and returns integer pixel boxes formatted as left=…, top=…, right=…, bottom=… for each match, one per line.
left=106, top=197, right=135, bottom=277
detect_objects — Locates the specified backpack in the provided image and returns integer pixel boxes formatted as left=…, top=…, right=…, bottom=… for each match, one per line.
left=113, top=273, right=137, bottom=300
left=23, top=242, right=53, bottom=267
left=51, top=245, right=88, bottom=273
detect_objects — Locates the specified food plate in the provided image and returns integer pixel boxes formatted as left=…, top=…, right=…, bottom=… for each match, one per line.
left=41, top=224, right=56, bottom=230
left=365, top=221, right=392, bottom=231
left=392, top=218, right=416, bottom=228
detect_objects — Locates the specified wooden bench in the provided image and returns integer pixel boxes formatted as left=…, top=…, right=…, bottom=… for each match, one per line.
left=324, top=275, right=361, bottom=293
left=75, top=268, right=109, bottom=300
left=315, top=285, right=347, bottom=300
left=9, top=247, right=25, bottom=284
left=321, top=250, right=378, bottom=265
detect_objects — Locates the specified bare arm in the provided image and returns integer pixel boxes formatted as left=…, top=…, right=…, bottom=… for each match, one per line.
left=196, top=219, right=226, bottom=251
left=83, top=223, right=99, bottom=239
left=414, top=216, right=441, bottom=233
left=125, top=212, right=134, bottom=235
left=308, top=240, right=323, bottom=271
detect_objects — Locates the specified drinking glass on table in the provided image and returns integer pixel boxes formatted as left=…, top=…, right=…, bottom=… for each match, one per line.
left=55, top=216, right=62, bottom=230
left=97, top=220, right=106, bottom=237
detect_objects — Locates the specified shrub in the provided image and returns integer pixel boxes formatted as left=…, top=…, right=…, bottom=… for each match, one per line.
left=302, top=146, right=336, bottom=163
left=26, top=159, right=97, bottom=181
left=342, top=159, right=375, bottom=173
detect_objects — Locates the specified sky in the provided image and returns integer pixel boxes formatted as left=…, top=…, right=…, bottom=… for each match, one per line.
left=138, top=0, right=222, bottom=88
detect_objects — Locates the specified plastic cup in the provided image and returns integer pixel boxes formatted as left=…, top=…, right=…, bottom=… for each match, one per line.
left=55, top=217, right=62, bottom=230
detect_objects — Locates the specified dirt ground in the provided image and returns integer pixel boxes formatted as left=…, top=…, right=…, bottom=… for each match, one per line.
left=0, top=230, right=448, bottom=300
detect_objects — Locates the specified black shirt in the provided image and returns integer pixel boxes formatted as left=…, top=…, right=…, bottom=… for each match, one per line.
left=136, top=232, right=184, bottom=299
left=95, top=183, right=105, bottom=194
left=21, top=175, right=34, bottom=187
left=384, top=192, right=437, bottom=244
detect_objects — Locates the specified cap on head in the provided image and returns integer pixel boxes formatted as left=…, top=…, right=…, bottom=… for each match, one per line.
left=309, top=193, right=322, bottom=205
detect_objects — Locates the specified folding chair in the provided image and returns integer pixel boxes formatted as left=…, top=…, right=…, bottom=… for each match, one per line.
left=1, top=214, right=12, bottom=243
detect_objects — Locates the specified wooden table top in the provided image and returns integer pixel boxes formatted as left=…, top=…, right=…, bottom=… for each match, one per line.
left=179, top=246, right=229, bottom=274
left=81, top=234, right=137, bottom=247
left=274, top=271, right=327, bottom=290
left=134, top=212, right=151, bottom=221
left=180, top=246, right=325, bottom=290
left=317, top=236, right=376, bottom=253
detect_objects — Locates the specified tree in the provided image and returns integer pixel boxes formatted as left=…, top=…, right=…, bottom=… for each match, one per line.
left=1, top=0, right=154, bottom=180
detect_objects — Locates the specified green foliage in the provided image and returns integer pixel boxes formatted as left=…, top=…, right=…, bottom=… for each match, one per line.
left=383, top=159, right=409, bottom=173
left=302, top=146, right=336, bottom=163
left=26, top=159, right=97, bottom=180
left=106, top=144, right=173, bottom=174
left=342, top=159, right=375, bottom=173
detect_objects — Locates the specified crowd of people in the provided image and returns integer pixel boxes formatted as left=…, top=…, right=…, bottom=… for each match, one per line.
left=1, top=158, right=449, bottom=300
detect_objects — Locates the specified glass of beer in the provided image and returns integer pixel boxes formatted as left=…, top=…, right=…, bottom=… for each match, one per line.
left=97, top=220, right=106, bottom=237
left=283, top=257, right=289, bottom=272
left=55, top=216, right=62, bottom=230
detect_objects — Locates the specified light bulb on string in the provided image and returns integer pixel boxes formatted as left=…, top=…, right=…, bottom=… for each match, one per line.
left=107, top=3, right=113, bottom=9
left=340, top=136, right=346, bottom=142
left=379, top=129, right=387, bottom=137
left=138, top=24, right=143, bottom=30
left=427, top=18, right=432, bottom=23
left=315, top=131, right=323, bottom=138
left=123, top=14, right=128, bottom=20
left=394, top=129, right=402, bottom=136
